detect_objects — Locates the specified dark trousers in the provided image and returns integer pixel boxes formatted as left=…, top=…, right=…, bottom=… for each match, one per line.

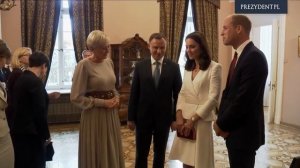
left=12, top=134, right=45, bottom=168
left=135, top=126, right=169, bottom=168
left=227, top=146, right=256, bottom=168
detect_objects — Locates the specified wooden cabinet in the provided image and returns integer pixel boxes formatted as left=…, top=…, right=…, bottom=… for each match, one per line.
left=110, top=44, right=121, bottom=87
left=119, top=34, right=150, bottom=89
left=110, top=34, right=150, bottom=123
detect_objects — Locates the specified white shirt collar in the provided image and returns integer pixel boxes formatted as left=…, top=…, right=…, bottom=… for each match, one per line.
left=151, top=56, right=164, bottom=65
left=235, top=39, right=251, bottom=58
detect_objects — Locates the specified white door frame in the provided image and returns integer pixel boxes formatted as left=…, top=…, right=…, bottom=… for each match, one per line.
left=267, top=19, right=279, bottom=123
left=273, top=15, right=286, bottom=124
left=246, top=14, right=285, bottom=124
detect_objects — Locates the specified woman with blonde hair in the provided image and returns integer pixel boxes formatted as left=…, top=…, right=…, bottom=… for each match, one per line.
left=10, top=47, right=32, bottom=70
left=71, top=30, right=125, bottom=168
left=6, top=47, right=32, bottom=129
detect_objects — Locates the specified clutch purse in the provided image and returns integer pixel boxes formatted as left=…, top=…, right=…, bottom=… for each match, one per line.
left=177, top=127, right=196, bottom=140
left=45, top=142, right=55, bottom=161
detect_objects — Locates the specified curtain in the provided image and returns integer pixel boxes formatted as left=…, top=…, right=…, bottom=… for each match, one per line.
left=191, top=0, right=219, bottom=62
left=21, top=0, right=61, bottom=82
left=69, top=0, right=103, bottom=62
left=207, top=0, right=220, bottom=8
left=159, top=0, right=188, bottom=62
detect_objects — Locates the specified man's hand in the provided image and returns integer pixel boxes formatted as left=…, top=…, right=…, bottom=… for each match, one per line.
left=213, top=122, right=229, bottom=138
left=170, top=121, right=177, bottom=131
left=45, top=138, right=52, bottom=146
left=127, top=121, right=136, bottom=131
left=176, top=110, right=184, bottom=126
left=48, top=92, right=60, bottom=100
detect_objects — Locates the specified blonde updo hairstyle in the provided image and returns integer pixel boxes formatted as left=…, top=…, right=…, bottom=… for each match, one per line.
left=86, top=30, right=109, bottom=50
left=11, top=47, right=32, bottom=68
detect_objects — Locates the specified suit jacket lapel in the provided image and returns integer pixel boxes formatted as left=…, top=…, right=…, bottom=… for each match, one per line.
left=144, top=59, right=156, bottom=89
left=235, top=42, right=253, bottom=70
left=224, top=42, right=254, bottom=93
left=158, top=59, right=168, bottom=88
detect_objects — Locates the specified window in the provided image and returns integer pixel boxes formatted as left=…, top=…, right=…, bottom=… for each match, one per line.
left=178, top=0, right=195, bottom=77
left=46, top=1, right=76, bottom=91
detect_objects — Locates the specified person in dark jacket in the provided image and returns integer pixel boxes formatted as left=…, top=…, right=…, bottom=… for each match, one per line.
left=213, top=14, right=268, bottom=168
left=127, top=33, right=182, bottom=168
left=6, top=47, right=32, bottom=129
left=11, top=51, right=51, bottom=168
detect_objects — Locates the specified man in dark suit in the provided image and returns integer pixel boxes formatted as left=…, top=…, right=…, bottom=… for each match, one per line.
left=128, top=33, right=182, bottom=168
left=11, top=52, right=51, bottom=168
left=213, top=14, right=268, bottom=168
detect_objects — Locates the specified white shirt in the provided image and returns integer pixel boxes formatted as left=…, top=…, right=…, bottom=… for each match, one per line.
left=234, top=39, right=251, bottom=65
left=150, top=56, right=164, bottom=76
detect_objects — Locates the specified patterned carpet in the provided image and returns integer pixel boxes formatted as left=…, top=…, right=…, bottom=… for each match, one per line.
left=47, top=123, right=300, bottom=168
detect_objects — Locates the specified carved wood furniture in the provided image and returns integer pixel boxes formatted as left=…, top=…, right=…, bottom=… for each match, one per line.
left=111, top=34, right=150, bottom=122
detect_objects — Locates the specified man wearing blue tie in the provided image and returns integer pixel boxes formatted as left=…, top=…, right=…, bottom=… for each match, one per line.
left=128, top=33, right=182, bottom=168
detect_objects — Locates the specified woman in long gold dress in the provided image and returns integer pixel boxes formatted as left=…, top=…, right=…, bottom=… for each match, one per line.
left=71, top=30, right=125, bottom=168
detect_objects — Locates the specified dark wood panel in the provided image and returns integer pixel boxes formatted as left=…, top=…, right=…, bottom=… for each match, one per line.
left=110, top=34, right=150, bottom=122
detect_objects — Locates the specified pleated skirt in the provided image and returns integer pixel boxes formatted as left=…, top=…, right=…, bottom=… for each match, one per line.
left=79, top=107, right=125, bottom=168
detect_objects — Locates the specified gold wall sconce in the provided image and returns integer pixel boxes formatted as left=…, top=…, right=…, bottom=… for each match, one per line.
left=0, top=0, right=16, bottom=11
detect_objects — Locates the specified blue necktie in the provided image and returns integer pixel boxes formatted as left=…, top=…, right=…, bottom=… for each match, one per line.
left=0, top=69, right=4, bottom=82
left=153, top=61, right=160, bottom=87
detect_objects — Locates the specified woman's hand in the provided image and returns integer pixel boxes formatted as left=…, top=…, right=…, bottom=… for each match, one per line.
left=182, top=119, right=194, bottom=137
left=104, top=97, right=119, bottom=108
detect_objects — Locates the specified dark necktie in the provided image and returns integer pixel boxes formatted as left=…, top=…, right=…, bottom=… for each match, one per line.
left=227, top=52, right=238, bottom=85
left=153, top=61, right=160, bottom=87
left=0, top=69, right=4, bottom=82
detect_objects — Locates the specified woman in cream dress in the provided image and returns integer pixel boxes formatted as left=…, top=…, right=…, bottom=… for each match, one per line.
left=70, top=30, right=125, bottom=168
left=169, top=32, right=222, bottom=168
left=0, top=39, right=14, bottom=168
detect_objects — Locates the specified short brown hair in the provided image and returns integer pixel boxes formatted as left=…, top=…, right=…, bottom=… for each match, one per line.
left=231, top=15, right=252, bottom=35
left=0, top=39, right=11, bottom=59
left=149, top=33, right=166, bottom=42
left=29, top=51, right=49, bottom=68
